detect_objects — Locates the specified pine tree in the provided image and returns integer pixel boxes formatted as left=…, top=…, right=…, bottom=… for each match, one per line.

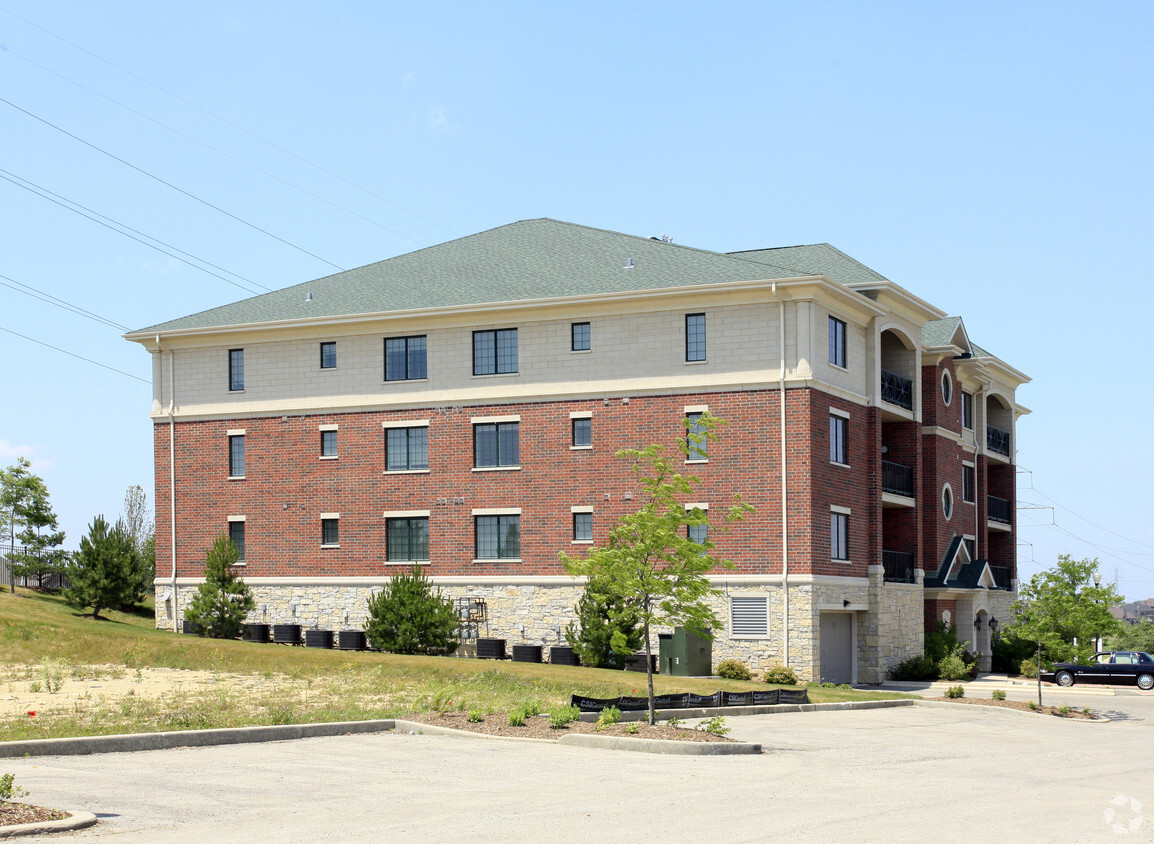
left=184, top=535, right=255, bottom=638
left=364, top=566, right=460, bottom=655
left=64, top=516, right=137, bottom=619
left=565, top=575, right=642, bottom=668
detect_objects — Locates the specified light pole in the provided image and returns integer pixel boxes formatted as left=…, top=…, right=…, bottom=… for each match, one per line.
left=1092, top=569, right=1103, bottom=652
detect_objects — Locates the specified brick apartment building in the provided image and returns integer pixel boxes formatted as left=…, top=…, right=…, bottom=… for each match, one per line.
left=126, top=218, right=1029, bottom=683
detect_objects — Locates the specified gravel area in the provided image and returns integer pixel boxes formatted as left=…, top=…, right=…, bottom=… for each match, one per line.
left=929, top=696, right=1098, bottom=719
left=0, top=801, right=68, bottom=827
left=404, top=710, right=735, bottom=741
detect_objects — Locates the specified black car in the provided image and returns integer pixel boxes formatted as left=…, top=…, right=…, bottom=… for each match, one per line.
left=1041, top=651, right=1154, bottom=691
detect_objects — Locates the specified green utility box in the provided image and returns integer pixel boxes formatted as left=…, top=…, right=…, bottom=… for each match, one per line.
left=657, top=627, right=712, bottom=677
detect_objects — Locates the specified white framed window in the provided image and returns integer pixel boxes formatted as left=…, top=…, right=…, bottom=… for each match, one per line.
left=942, top=484, right=954, bottom=520
left=730, top=596, right=769, bottom=637
left=227, top=516, right=246, bottom=562
left=321, top=514, right=339, bottom=547
left=831, top=506, right=850, bottom=561
left=320, top=425, right=338, bottom=459
left=962, top=463, right=975, bottom=503
left=572, top=506, right=593, bottom=543
left=685, top=409, right=708, bottom=461
left=384, top=422, right=429, bottom=472
left=228, top=431, right=245, bottom=478
left=571, top=414, right=592, bottom=448
left=961, top=391, right=974, bottom=430
left=830, top=413, right=848, bottom=465
left=828, top=317, right=846, bottom=368
left=941, top=370, right=953, bottom=405
left=386, top=513, right=429, bottom=562
left=473, top=508, right=522, bottom=560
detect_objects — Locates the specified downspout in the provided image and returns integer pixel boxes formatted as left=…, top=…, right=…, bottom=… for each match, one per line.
left=775, top=283, right=790, bottom=666
left=158, top=335, right=178, bottom=632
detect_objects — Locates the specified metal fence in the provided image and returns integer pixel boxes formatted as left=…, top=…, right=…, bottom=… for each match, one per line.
left=0, top=543, right=72, bottom=591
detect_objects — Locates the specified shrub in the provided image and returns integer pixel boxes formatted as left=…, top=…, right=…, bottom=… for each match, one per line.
left=508, top=710, right=527, bottom=727
left=889, top=655, right=939, bottom=681
left=696, top=715, right=730, bottom=736
left=716, top=659, right=752, bottom=681
left=938, top=653, right=970, bottom=682
left=1027, top=700, right=1039, bottom=711
left=991, top=689, right=1006, bottom=701
left=597, top=706, right=621, bottom=729
left=1019, top=657, right=1039, bottom=678
left=945, top=685, right=965, bottom=699
left=564, top=575, right=642, bottom=668
left=665, top=716, right=682, bottom=728
left=1082, top=706, right=1092, bottom=716
left=468, top=709, right=484, bottom=723
left=1, top=773, right=28, bottom=802
left=924, top=622, right=961, bottom=664
left=184, top=535, right=255, bottom=639
left=623, top=722, right=640, bottom=734
left=992, top=632, right=1036, bottom=674
left=764, top=664, right=798, bottom=685
left=548, top=705, right=581, bottom=729
left=1058, top=704, right=1071, bottom=715
left=836, top=683, right=852, bottom=690
left=364, top=566, right=459, bottom=656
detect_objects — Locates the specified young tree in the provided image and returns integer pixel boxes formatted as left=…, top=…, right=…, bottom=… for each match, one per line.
left=561, top=412, right=753, bottom=724
left=0, top=458, right=66, bottom=589
left=119, top=485, right=156, bottom=607
left=1006, top=555, right=1122, bottom=705
left=64, top=516, right=137, bottom=620
left=184, top=535, right=255, bottom=638
left=565, top=573, right=643, bottom=668
left=364, top=566, right=460, bottom=655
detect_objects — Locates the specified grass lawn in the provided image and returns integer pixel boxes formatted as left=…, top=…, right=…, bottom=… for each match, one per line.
left=0, top=588, right=913, bottom=741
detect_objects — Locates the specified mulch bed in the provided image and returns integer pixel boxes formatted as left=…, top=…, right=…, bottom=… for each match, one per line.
left=403, top=711, right=736, bottom=741
left=930, top=696, right=1098, bottom=719
left=0, top=802, right=68, bottom=828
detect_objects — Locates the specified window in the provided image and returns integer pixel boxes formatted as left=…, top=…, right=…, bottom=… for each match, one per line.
left=831, top=511, right=849, bottom=560
left=387, top=517, right=429, bottom=562
left=686, top=313, right=706, bottom=362
left=731, top=596, right=769, bottom=637
left=320, top=341, right=337, bottom=369
left=228, top=434, right=245, bottom=477
left=386, top=427, right=428, bottom=471
left=942, top=484, right=954, bottom=520
left=473, top=328, right=518, bottom=375
left=828, top=317, right=846, bottom=368
left=963, top=537, right=976, bottom=560
left=474, top=422, right=519, bottom=468
left=229, top=349, right=244, bottom=391
left=385, top=336, right=427, bottom=381
left=962, top=392, right=974, bottom=430
left=688, top=523, right=708, bottom=544
left=475, top=514, right=521, bottom=559
left=571, top=322, right=590, bottom=351
left=321, top=429, right=338, bottom=458
left=962, top=464, right=975, bottom=502
left=321, top=517, right=339, bottom=547
left=573, top=511, right=593, bottom=542
left=572, top=417, right=591, bottom=448
left=228, top=519, right=245, bottom=562
left=941, top=370, right=953, bottom=405
left=830, top=414, right=848, bottom=464
left=686, top=412, right=707, bottom=460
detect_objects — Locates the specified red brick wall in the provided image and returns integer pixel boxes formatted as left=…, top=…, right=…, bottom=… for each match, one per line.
left=923, top=599, right=957, bottom=632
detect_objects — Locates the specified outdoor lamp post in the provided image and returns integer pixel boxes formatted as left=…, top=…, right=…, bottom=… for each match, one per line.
left=1092, top=570, right=1103, bottom=651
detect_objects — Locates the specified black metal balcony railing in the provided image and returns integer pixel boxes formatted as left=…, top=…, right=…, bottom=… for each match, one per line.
left=988, top=495, right=1012, bottom=524
left=990, top=565, right=1011, bottom=590
left=882, top=460, right=914, bottom=497
left=881, top=369, right=913, bottom=410
left=882, top=550, right=916, bottom=583
left=987, top=425, right=1010, bottom=456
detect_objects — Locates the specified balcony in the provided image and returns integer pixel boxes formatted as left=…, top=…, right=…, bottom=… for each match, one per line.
left=881, top=370, right=913, bottom=410
left=990, top=565, right=1012, bottom=590
left=988, top=495, right=1012, bottom=524
left=987, top=425, right=1010, bottom=456
left=882, top=550, right=916, bottom=583
left=882, top=460, right=914, bottom=497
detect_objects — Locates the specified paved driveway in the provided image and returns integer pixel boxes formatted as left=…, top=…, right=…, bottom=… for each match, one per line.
left=8, top=696, right=1154, bottom=842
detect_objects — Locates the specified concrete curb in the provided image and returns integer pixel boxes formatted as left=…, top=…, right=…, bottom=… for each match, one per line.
left=0, top=810, right=97, bottom=839
left=557, top=734, right=762, bottom=755
left=0, top=720, right=397, bottom=758
left=916, top=700, right=1111, bottom=722
left=883, top=680, right=1117, bottom=696
left=390, top=720, right=555, bottom=744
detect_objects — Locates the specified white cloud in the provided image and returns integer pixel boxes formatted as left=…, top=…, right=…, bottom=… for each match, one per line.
left=0, top=440, right=52, bottom=471
left=428, top=105, right=457, bottom=134
left=402, top=71, right=416, bottom=87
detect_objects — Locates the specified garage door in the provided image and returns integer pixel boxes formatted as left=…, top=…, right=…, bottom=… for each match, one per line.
left=819, top=613, right=853, bottom=684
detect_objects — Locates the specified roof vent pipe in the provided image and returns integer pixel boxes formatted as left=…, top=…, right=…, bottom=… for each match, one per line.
left=306, top=291, right=313, bottom=301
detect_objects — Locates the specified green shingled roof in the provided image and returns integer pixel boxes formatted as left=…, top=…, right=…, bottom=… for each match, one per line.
left=131, top=219, right=885, bottom=334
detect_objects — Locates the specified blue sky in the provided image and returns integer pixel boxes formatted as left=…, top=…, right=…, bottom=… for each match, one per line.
left=2, top=1, right=1152, bottom=598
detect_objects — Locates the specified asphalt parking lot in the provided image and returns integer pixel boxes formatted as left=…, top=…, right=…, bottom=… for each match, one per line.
left=8, top=690, right=1154, bottom=842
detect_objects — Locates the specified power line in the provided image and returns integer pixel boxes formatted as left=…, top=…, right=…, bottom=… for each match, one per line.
left=0, top=169, right=267, bottom=295
left=0, top=5, right=457, bottom=239
left=0, top=324, right=147, bottom=383
left=1, top=44, right=431, bottom=250
left=0, top=95, right=345, bottom=272
left=0, top=272, right=128, bottom=331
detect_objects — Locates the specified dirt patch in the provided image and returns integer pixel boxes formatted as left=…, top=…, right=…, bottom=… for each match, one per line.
left=0, top=801, right=68, bottom=827
left=404, top=711, right=736, bottom=741
left=930, top=696, right=1099, bottom=719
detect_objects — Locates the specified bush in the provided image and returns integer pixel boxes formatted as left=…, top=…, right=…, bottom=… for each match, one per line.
left=1027, top=700, right=1039, bottom=711
left=184, top=535, right=255, bottom=639
left=508, top=710, right=527, bottom=727
left=564, top=575, right=642, bottom=668
left=364, top=566, right=459, bottom=655
left=764, top=664, right=798, bottom=685
left=716, top=659, right=752, bottom=681
left=938, top=653, right=970, bottom=681
left=992, top=632, right=1036, bottom=674
left=1019, top=657, right=1039, bottom=678
left=548, top=705, right=581, bottom=729
left=991, top=689, right=1006, bottom=701
left=623, top=722, right=640, bottom=734
left=1, top=773, right=28, bottom=802
left=889, top=655, right=939, bottom=681
left=1058, top=704, right=1071, bottom=715
left=597, top=706, right=621, bottom=728
left=924, top=622, right=961, bottom=664
left=696, top=715, right=730, bottom=736
left=468, top=709, right=484, bottom=723
left=665, top=716, right=682, bottom=728
left=945, top=685, right=965, bottom=699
